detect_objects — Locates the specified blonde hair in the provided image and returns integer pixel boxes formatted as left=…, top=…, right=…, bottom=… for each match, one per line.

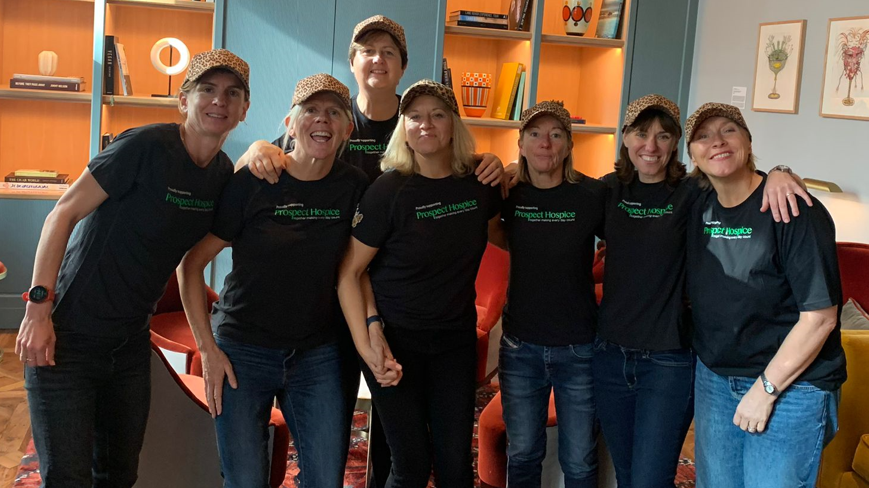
left=380, top=111, right=476, bottom=176
left=688, top=124, right=755, bottom=189
left=281, top=94, right=353, bottom=156
left=516, top=127, right=582, bottom=184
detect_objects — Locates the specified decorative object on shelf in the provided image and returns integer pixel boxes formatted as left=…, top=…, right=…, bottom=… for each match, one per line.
left=594, top=0, right=625, bottom=39
left=492, top=62, right=524, bottom=120
left=150, top=37, right=190, bottom=98
left=38, top=51, right=58, bottom=76
left=563, top=0, right=593, bottom=37
left=752, top=20, right=806, bottom=114
left=821, top=15, right=869, bottom=120
left=461, top=72, right=492, bottom=117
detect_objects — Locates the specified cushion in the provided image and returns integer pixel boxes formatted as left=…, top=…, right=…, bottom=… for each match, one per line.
left=842, top=298, right=869, bottom=331
left=854, top=434, right=869, bottom=484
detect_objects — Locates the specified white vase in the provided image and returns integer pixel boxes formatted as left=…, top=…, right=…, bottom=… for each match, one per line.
left=563, top=0, right=593, bottom=36
left=38, top=51, right=58, bottom=76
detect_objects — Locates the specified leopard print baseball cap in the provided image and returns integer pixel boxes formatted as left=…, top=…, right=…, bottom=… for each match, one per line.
left=292, top=73, right=351, bottom=110
left=520, top=100, right=572, bottom=133
left=622, top=94, right=681, bottom=135
left=185, top=49, right=250, bottom=95
left=352, top=15, right=408, bottom=57
left=685, top=102, right=752, bottom=143
left=399, top=79, right=459, bottom=115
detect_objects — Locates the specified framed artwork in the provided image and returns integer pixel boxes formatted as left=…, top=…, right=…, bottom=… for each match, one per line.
left=752, top=20, right=806, bottom=114
left=820, top=15, right=869, bottom=120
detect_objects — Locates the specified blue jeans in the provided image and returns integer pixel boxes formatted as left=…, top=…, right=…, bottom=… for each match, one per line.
left=592, top=338, right=694, bottom=488
left=214, top=337, right=346, bottom=488
left=694, top=359, right=839, bottom=488
left=498, top=334, right=597, bottom=488
left=25, top=330, right=152, bottom=488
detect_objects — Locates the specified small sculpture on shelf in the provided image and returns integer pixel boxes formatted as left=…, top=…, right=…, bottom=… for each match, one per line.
left=563, top=0, right=593, bottom=36
left=150, top=37, right=190, bottom=98
left=38, top=51, right=58, bottom=76
left=461, top=72, right=491, bottom=117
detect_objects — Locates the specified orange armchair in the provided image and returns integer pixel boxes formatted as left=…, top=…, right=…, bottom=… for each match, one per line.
left=475, top=243, right=509, bottom=385
left=819, top=242, right=869, bottom=488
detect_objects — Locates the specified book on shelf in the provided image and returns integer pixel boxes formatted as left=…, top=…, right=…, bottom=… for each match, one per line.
left=9, top=78, right=82, bottom=92
left=441, top=58, right=453, bottom=88
left=514, top=0, right=534, bottom=31
left=450, top=10, right=508, bottom=19
left=13, top=169, right=58, bottom=178
left=0, top=182, right=70, bottom=191
left=571, top=116, right=587, bottom=125
left=115, top=40, right=133, bottom=96
left=511, top=72, right=526, bottom=120
left=595, top=0, right=625, bottom=39
left=446, top=20, right=508, bottom=30
left=101, top=133, right=115, bottom=151
left=12, top=74, right=85, bottom=84
left=492, top=62, right=524, bottom=120
left=449, top=14, right=508, bottom=25
left=5, top=172, right=69, bottom=184
left=104, top=35, right=117, bottom=95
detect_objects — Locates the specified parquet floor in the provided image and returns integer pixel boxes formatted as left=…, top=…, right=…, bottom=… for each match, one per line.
left=0, top=331, right=29, bottom=488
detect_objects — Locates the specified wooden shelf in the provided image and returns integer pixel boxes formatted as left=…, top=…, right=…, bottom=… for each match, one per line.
left=462, top=117, right=616, bottom=134
left=540, top=34, right=624, bottom=49
left=0, top=189, right=65, bottom=200
left=102, top=95, right=179, bottom=108
left=107, top=0, right=214, bottom=13
left=445, top=26, right=532, bottom=41
left=0, top=88, right=91, bottom=104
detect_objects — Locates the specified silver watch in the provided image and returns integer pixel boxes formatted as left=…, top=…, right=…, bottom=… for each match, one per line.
left=760, top=372, right=780, bottom=397
left=770, top=165, right=792, bottom=174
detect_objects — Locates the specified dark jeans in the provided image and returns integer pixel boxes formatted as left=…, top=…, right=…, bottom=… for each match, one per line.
left=362, top=335, right=477, bottom=488
left=592, top=338, right=695, bottom=488
left=499, top=334, right=597, bottom=488
left=25, top=329, right=152, bottom=488
left=215, top=337, right=346, bottom=488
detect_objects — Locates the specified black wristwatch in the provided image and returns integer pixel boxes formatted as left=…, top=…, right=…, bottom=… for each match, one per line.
left=760, top=372, right=780, bottom=397
left=770, top=165, right=792, bottom=174
left=366, top=315, right=383, bottom=328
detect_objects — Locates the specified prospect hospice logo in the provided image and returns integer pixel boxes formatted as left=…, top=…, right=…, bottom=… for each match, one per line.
left=348, top=138, right=387, bottom=154
left=617, top=200, right=673, bottom=218
left=703, top=221, right=753, bottom=240
left=415, top=199, right=478, bottom=220
left=274, top=203, right=341, bottom=220
left=165, top=187, right=214, bottom=212
left=513, top=205, right=575, bottom=222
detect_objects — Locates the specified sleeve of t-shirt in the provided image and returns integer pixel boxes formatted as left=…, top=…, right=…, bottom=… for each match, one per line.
left=486, top=183, right=502, bottom=219
left=211, top=168, right=257, bottom=242
left=87, top=126, right=152, bottom=198
left=352, top=172, right=400, bottom=248
left=779, top=200, right=841, bottom=312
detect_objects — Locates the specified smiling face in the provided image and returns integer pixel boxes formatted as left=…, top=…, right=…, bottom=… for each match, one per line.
left=623, top=117, right=678, bottom=183
left=289, top=92, right=353, bottom=160
left=350, top=31, right=406, bottom=92
left=180, top=69, right=249, bottom=137
left=403, top=95, right=453, bottom=159
left=519, top=115, right=572, bottom=176
left=689, top=116, right=753, bottom=182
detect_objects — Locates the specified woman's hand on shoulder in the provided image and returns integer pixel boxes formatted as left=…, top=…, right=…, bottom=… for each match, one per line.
left=761, top=169, right=812, bottom=223
left=200, top=344, right=237, bottom=418
left=236, top=140, right=290, bottom=184
left=475, top=153, right=504, bottom=187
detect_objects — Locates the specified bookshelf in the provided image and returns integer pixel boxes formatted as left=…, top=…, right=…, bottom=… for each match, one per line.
left=0, top=0, right=219, bottom=200
left=442, top=0, right=630, bottom=176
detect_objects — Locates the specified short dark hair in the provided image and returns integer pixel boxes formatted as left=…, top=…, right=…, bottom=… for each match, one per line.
left=614, top=109, right=685, bottom=187
left=348, top=30, right=408, bottom=69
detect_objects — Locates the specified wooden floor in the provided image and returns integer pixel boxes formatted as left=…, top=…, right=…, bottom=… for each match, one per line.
left=0, top=331, right=30, bottom=488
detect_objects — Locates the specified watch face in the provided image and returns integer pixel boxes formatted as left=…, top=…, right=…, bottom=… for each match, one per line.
left=29, top=286, right=49, bottom=303
left=764, top=383, right=775, bottom=394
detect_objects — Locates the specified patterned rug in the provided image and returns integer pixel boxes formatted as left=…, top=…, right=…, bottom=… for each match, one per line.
left=14, top=384, right=695, bottom=488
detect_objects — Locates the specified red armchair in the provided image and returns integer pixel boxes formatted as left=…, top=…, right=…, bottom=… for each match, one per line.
left=475, top=243, right=510, bottom=385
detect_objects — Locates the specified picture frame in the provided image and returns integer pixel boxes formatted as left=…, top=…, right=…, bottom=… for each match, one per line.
left=820, top=15, right=869, bottom=121
left=751, top=20, right=806, bottom=114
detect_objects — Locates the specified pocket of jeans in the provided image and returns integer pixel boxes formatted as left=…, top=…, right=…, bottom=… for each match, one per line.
left=593, top=336, right=607, bottom=353
left=569, top=342, right=594, bottom=360
left=648, top=349, right=694, bottom=367
left=500, top=333, right=522, bottom=350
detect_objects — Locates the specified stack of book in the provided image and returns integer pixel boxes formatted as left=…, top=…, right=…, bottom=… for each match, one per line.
left=1, top=170, right=70, bottom=191
left=447, top=10, right=508, bottom=30
left=9, top=74, right=84, bottom=93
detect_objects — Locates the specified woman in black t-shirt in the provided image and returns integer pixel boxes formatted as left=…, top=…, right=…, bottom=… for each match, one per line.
left=17, top=49, right=251, bottom=487
left=685, top=103, right=845, bottom=488
left=179, top=74, right=366, bottom=488
left=488, top=100, right=605, bottom=487
left=337, top=80, right=501, bottom=488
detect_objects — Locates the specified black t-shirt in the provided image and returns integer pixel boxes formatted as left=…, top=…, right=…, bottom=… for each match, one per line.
left=687, top=176, right=846, bottom=390
left=210, top=163, right=368, bottom=350
left=53, top=123, right=233, bottom=337
left=597, top=173, right=702, bottom=350
left=352, top=170, right=501, bottom=344
left=502, top=178, right=606, bottom=346
left=273, top=95, right=399, bottom=184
